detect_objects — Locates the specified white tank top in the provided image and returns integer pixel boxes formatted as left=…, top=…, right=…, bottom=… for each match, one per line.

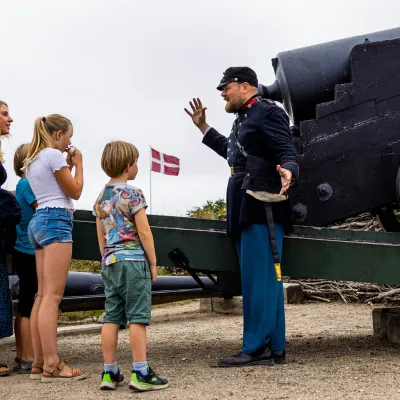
left=26, top=148, right=74, bottom=210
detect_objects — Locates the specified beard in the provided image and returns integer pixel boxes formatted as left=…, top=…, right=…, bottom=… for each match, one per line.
left=224, top=97, right=242, bottom=114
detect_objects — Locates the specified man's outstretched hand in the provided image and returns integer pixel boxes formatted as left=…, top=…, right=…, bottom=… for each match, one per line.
left=277, top=165, right=293, bottom=195
left=184, top=98, right=209, bottom=134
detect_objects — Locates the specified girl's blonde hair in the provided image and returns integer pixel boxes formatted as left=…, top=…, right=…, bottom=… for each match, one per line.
left=14, top=143, right=30, bottom=177
left=24, top=114, right=72, bottom=168
left=0, top=101, right=9, bottom=164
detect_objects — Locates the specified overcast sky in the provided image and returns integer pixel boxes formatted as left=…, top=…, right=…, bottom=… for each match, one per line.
left=1, top=0, right=399, bottom=216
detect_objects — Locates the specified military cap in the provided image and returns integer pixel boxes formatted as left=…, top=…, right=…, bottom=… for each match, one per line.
left=216, top=66, right=258, bottom=91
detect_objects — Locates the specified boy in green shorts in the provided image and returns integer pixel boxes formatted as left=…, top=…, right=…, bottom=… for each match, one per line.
left=93, top=141, right=168, bottom=392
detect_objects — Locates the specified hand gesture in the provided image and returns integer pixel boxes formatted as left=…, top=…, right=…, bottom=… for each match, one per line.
left=184, top=98, right=208, bottom=131
left=277, top=165, right=292, bottom=195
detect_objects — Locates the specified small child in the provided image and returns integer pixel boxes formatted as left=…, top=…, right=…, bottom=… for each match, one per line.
left=12, top=143, right=37, bottom=374
left=93, top=140, right=168, bottom=392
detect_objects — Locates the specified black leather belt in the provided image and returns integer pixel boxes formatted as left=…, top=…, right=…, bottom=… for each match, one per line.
left=230, top=166, right=246, bottom=176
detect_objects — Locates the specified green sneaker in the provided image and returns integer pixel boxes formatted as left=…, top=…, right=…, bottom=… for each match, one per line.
left=100, top=370, right=124, bottom=390
left=129, top=367, right=169, bottom=391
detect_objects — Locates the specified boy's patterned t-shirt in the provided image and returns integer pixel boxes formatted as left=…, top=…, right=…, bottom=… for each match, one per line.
left=93, top=183, right=148, bottom=266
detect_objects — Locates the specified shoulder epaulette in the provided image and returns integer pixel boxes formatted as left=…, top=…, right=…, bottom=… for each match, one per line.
left=260, top=98, right=276, bottom=106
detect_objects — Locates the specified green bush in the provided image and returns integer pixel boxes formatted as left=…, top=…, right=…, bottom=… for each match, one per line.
left=70, top=259, right=101, bottom=273
left=70, top=260, right=185, bottom=276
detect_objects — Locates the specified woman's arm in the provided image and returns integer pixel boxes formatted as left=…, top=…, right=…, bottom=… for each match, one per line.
left=54, top=148, right=83, bottom=200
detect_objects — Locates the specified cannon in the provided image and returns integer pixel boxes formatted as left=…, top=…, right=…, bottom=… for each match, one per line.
left=259, top=27, right=400, bottom=230
left=9, top=272, right=220, bottom=313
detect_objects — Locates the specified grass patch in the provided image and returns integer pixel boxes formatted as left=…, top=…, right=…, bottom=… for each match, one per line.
left=70, top=260, right=187, bottom=276
left=70, top=259, right=101, bottom=273
left=58, top=309, right=105, bottom=324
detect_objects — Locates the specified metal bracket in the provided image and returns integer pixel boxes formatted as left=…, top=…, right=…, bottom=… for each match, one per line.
left=167, top=248, right=217, bottom=289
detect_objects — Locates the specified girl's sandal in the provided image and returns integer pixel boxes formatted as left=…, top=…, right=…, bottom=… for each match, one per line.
left=41, top=360, right=87, bottom=383
left=29, top=361, right=44, bottom=380
left=14, top=357, right=33, bottom=374
left=13, top=357, right=22, bottom=372
left=0, top=364, right=11, bottom=377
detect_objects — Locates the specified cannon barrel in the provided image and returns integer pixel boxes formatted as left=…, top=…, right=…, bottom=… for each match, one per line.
left=263, top=32, right=400, bottom=228
left=9, top=272, right=216, bottom=300
left=258, top=27, right=400, bottom=125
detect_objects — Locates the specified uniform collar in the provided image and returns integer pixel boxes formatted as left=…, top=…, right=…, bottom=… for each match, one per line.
left=239, top=95, right=259, bottom=112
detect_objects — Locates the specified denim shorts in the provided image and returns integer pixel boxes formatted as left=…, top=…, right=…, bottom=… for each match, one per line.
left=28, top=208, right=74, bottom=250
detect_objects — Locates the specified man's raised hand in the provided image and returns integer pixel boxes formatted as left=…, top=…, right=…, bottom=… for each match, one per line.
left=184, top=98, right=209, bottom=134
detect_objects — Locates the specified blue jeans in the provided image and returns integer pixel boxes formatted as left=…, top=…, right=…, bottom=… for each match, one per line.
left=28, top=208, right=73, bottom=250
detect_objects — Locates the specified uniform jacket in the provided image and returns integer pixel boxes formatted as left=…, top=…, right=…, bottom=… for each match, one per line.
left=202, top=96, right=299, bottom=237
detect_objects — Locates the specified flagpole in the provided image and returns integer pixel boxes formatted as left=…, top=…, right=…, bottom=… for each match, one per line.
left=149, top=145, right=152, bottom=215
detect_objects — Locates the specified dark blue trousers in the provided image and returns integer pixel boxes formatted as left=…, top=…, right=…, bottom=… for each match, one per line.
left=236, top=223, right=285, bottom=354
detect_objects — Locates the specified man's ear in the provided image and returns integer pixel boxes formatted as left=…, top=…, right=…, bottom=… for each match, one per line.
left=242, top=82, right=250, bottom=94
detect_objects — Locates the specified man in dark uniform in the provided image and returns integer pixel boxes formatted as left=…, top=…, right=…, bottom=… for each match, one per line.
left=184, top=66, right=299, bottom=367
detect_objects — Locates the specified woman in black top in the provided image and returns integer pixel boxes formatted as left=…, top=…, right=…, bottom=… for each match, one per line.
left=0, top=101, right=19, bottom=376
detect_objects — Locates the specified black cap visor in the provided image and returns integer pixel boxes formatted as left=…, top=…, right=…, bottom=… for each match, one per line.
left=216, top=80, right=232, bottom=91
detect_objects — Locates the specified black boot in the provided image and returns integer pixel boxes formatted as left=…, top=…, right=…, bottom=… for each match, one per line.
left=219, top=347, right=274, bottom=368
left=272, top=350, right=286, bottom=364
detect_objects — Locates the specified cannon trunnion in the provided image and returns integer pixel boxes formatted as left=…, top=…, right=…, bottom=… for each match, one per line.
left=260, top=28, right=400, bottom=229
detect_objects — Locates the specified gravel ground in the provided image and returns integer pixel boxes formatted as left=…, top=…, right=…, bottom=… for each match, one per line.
left=1, top=301, right=400, bottom=400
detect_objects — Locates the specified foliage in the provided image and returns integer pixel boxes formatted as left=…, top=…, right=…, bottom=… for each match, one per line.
left=186, top=198, right=227, bottom=220
left=70, top=259, right=101, bottom=273
left=58, top=310, right=104, bottom=324
left=70, top=260, right=182, bottom=275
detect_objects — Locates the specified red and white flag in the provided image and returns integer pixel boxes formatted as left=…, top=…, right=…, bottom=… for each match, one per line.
left=151, top=147, right=180, bottom=176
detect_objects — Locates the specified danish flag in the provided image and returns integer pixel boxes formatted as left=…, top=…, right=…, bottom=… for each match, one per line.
left=151, top=147, right=180, bottom=176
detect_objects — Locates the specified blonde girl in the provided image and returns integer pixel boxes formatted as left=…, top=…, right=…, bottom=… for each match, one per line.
left=25, top=114, right=86, bottom=382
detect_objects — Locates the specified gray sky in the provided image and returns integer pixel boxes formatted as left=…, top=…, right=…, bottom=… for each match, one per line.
left=1, top=0, right=399, bottom=216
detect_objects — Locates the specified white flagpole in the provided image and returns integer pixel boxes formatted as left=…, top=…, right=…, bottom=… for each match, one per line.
left=149, top=145, right=152, bottom=215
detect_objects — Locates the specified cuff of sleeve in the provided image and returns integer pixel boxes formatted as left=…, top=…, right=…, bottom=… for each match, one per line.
left=25, top=189, right=37, bottom=206
left=52, top=164, right=69, bottom=173
left=202, top=127, right=220, bottom=147
left=131, top=202, right=148, bottom=215
left=282, top=162, right=299, bottom=186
